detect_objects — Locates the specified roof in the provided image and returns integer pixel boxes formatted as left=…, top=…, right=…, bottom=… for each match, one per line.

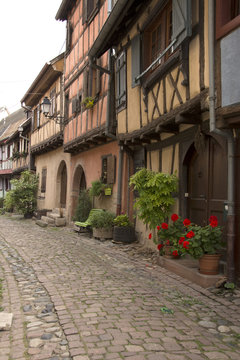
left=21, top=53, right=64, bottom=107
left=89, top=0, right=147, bottom=59
left=56, top=0, right=75, bottom=21
left=0, top=109, right=26, bottom=143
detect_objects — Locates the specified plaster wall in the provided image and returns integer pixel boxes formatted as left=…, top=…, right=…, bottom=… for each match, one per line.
left=35, top=147, right=71, bottom=217
left=70, top=141, right=119, bottom=216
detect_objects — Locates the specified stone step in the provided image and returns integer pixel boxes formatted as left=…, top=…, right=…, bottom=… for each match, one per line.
left=41, top=216, right=55, bottom=225
left=46, top=212, right=61, bottom=219
left=52, top=208, right=66, bottom=216
left=35, top=220, right=48, bottom=228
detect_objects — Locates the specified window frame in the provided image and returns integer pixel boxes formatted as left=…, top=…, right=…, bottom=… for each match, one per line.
left=216, top=0, right=240, bottom=39
left=41, top=168, right=47, bottom=193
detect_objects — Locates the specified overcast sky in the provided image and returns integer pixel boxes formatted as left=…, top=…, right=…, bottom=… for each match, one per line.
left=0, top=0, right=66, bottom=119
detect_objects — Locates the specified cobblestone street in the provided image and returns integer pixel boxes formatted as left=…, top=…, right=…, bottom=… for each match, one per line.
left=0, top=215, right=240, bottom=360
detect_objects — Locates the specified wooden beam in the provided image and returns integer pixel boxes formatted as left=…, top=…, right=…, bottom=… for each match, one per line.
left=175, top=113, right=201, bottom=124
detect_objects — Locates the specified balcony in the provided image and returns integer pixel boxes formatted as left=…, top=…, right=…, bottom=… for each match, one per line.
left=12, top=155, right=29, bottom=174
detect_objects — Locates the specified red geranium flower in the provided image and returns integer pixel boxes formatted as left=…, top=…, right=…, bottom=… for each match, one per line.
left=183, top=240, right=189, bottom=249
left=186, top=230, right=195, bottom=238
left=157, top=225, right=161, bottom=231
left=179, top=237, right=185, bottom=245
left=172, top=250, right=179, bottom=257
left=210, top=220, right=218, bottom=228
left=183, top=218, right=191, bottom=226
left=148, top=233, right=152, bottom=239
left=157, top=244, right=163, bottom=250
left=209, top=215, right=218, bottom=223
left=165, top=239, right=170, bottom=245
left=171, top=214, right=179, bottom=222
left=161, top=223, right=168, bottom=229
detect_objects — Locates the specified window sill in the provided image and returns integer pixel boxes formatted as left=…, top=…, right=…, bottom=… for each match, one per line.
left=142, top=50, right=180, bottom=90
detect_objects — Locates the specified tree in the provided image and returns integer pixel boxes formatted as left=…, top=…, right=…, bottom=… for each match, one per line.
left=5, top=170, right=39, bottom=217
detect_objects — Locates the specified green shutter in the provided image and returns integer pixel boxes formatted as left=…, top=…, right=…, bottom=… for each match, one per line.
left=131, top=34, right=141, bottom=87
left=172, top=0, right=192, bottom=48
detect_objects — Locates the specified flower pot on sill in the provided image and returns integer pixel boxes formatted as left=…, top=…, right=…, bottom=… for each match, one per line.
left=198, top=254, right=221, bottom=275
left=104, top=187, right=112, bottom=196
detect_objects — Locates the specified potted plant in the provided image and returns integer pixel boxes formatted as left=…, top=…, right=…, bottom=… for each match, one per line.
left=113, top=214, right=135, bottom=244
left=82, top=96, right=95, bottom=109
left=155, top=214, right=186, bottom=258
left=90, top=210, right=115, bottom=240
left=180, top=215, right=224, bottom=275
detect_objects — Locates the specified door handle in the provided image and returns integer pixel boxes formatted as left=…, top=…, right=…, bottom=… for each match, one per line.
left=199, top=194, right=205, bottom=199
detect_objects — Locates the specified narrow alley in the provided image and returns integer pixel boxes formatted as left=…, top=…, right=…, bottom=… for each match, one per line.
left=0, top=216, right=239, bottom=360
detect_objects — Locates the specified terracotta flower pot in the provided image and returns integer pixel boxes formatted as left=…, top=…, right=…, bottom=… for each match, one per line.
left=163, top=245, right=173, bottom=258
left=199, top=254, right=221, bottom=275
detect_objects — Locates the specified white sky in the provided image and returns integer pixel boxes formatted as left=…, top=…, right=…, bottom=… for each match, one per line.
left=0, top=0, right=66, bottom=119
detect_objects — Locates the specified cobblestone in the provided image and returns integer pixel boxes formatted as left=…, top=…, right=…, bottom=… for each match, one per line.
left=0, top=216, right=240, bottom=359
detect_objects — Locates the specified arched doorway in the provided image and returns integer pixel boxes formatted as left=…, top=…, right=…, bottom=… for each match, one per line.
left=56, top=160, right=68, bottom=208
left=185, top=135, right=227, bottom=226
left=71, top=165, right=87, bottom=217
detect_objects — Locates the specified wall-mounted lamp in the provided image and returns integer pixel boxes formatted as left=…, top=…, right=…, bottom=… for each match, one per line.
left=41, top=96, right=64, bottom=124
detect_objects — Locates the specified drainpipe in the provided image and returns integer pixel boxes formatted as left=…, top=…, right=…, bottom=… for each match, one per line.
left=208, top=0, right=235, bottom=282
left=116, top=146, right=123, bottom=215
left=106, top=49, right=117, bottom=139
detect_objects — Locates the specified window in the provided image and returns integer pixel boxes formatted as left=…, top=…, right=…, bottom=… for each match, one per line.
left=41, top=168, right=47, bottom=193
left=116, top=52, right=126, bottom=109
left=216, top=0, right=240, bottom=38
left=101, top=155, right=116, bottom=184
left=82, top=0, right=99, bottom=24
left=50, top=88, right=56, bottom=116
left=138, top=0, right=191, bottom=81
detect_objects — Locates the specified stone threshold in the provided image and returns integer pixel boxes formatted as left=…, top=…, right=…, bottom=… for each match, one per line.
left=158, top=255, right=223, bottom=288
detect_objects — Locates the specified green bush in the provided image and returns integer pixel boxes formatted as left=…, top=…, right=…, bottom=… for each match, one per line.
left=0, top=197, right=4, bottom=208
left=90, top=210, right=115, bottom=229
left=129, top=168, right=178, bottom=230
left=5, top=171, right=39, bottom=216
left=73, top=191, right=92, bottom=221
left=89, top=180, right=104, bottom=197
left=113, top=214, right=133, bottom=227
left=4, top=190, right=15, bottom=212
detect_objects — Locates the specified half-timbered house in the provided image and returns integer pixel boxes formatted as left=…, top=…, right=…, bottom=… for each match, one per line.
left=0, top=109, right=26, bottom=198
left=56, top=0, right=119, bottom=218
left=88, top=0, right=239, bottom=280
left=214, top=0, right=240, bottom=282
left=21, top=53, right=71, bottom=220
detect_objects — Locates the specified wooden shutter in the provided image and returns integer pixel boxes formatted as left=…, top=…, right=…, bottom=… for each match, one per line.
left=172, top=0, right=192, bottom=48
left=82, top=0, right=87, bottom=24
left=41, top=168, right=47, bottom=193
left=96, top=58, right=101, bottom=95
left=107, top=155, right=116, bottom=184
left=37, top=105, right=40, bottom=128
left=131, top=34, right=141, bottom=87
left=66, top=21, right=73, bottom=51
left=83, top=69, right=89, bottom=99
left=116, top=52, right=126, bottom=107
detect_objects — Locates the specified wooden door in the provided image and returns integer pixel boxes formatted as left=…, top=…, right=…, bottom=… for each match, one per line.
left=187, top=136, right=227, bottom=226
left=60, top=164, right=67, bottom=207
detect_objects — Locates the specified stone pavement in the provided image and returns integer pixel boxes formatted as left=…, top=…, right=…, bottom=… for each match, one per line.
left=0, top=215, right=240, bottom=360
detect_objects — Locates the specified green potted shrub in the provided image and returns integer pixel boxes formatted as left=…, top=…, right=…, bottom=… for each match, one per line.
left=113, top=214, right=135, bottom=244
left=89, top=180, right=104, bottom=197
left=90, top=210, right=115, bottom=240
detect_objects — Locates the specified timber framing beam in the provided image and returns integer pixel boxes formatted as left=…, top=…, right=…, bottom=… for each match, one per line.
left=118, top=90, right=207, bottom=146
